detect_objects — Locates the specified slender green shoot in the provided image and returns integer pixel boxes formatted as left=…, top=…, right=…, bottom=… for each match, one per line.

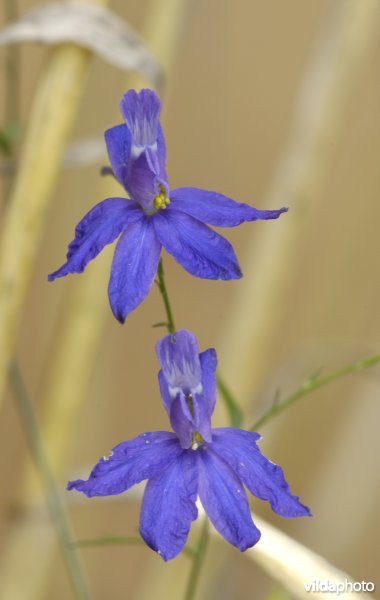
left=156, top=258, right=176, bottom=334
left=72, top=533, right=196, bottom=559
left=216, top=373, right=243, bottom=428
left=9, top=362, right=90, bottom=600
left=250, top=353, right=380, bottom=431
left=183, top=519, right=209, bottom=600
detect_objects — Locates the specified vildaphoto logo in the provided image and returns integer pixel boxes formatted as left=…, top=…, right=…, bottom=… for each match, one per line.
left=304, top=579, right=375, bottom=595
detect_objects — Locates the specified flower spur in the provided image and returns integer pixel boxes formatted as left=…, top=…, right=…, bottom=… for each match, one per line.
left=49, top=89, right=287, bottom=323
left=68, top=330, right=310, bottom=561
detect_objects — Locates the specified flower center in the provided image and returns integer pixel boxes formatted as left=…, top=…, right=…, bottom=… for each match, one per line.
left=153, top=185, right=170, bottom=211
left=191, top=432, right=204, bottom=450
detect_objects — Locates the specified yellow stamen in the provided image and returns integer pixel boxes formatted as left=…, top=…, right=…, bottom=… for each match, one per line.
left=153, top=185, right=170, bottom=211
left=191, top=431, right=204, bottom=450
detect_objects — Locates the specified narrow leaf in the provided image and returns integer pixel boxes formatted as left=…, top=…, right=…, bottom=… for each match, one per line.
left=216, top=373, right=243, bottom=428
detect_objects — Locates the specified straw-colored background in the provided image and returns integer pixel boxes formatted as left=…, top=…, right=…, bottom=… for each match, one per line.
left=0, top=0, right=379, bottom=598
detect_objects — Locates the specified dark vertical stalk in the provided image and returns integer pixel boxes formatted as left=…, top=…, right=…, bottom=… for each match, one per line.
left=183, top=519, right=209, bottom=600
left=156, top=258, right=176, bottom=334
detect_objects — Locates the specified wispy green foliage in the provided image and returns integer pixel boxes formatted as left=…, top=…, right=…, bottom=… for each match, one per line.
left=216, top=373, right=244, bottom=428
left=251, top=354, right=380, bottom=431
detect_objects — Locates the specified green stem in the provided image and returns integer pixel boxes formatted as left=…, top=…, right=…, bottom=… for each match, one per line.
left=250, top=353, right=380, bottom=431
left=216, top=373, right=243, bottom=428
left=156, top=258, right=176, bottom=334
left=73, top=535, right=143, bottom=549
left=183, top=519, right=209, bottom=600
left=73, top=535, right=196, bottom=558
left=9, top=363, right=90, bottom=600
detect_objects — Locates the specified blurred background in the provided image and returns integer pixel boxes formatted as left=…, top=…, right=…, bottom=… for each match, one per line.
left=0, top=0, right=379, bottom=598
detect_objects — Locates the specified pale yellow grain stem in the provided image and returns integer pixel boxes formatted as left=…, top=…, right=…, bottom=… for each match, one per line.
left=215, top=0, right=380, bottom=415
left=213, top=513, right=375, bottom=600
left=0, top=0, right=110, bottom=408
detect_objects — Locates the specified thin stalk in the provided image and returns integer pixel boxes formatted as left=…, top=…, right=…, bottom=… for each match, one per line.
left=9, top=363, right=90, bottom=600
left=3, top=0, right=21, bottom=202
left=4, top=0, right=20, bottom=125
left=183, top=519, right=209, bottom=600
left=73, top=535, right=196, bottom=559
left=0, top=0, right=111, bottom=408
left=156, top=258, right=176, bottom=333
left=73, top=535, right=143, bottom=549
left=216, top=373, right=243, bottom=428
left=250, top=353, right=380, bottom=431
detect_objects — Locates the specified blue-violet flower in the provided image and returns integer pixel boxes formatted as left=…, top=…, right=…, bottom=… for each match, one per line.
left=49, top=89, right=287, bottom=323
left=68, top=330, right=310, bottom=560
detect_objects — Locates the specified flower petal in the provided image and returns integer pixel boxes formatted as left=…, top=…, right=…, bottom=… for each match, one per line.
left=192, top=393, right=212, bottom=444
left=67, top=432, right=180, bottom=497
left=156, top=330, right=202, bottom=397
left=153, top=210, right=242, bottom=280
left=140, top=450, right=198, bottom=561
left=171, top=187, right=288, bottom=227
left=125, top=151, right=162, bottom=211
left=211, top=428, right=311, bottom=518
left=156, top=331, right=213, bottom=446
left=198, top=447, right=261, bottom=550
left=48, top=198, right=141, bottom=280
left=104, top=124, right=131, bottom=189
left=108, top=216, right=161, bottom=323
left=110, top=91, right=168, bottom=210
left=158, top=369, right=172, bottom=415
left=199, top=348, right=217, bottom=415
left=168, top=391, right=212, bottom=449
left=120, top=89, right=161, bottom=147
left=169, top=392, right=193, bottom=449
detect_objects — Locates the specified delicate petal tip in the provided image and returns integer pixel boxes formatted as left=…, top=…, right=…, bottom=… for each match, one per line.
left=210, top=428, right=311, bottom=519
left=67, top=432, right=181, bottom=499
left=48, top=198, right=142, bottom=283
left=115, top=311, right=126, bottom=325
left=120, top=89, right=162, bottom=147
left=169, top=188, right=288, bottom=227
left=155, top=330, right=202, bottom=397
left=265, top=206, right=288, bottom=219
left=67, top=479, right=85, bottom=492
left=66, top=478, right=102, bottom=499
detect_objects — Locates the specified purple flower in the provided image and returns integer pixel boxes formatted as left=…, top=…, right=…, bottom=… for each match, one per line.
left=68, top=330, right=310, bottom=560
left=49, top=89, right=287, bottom=323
